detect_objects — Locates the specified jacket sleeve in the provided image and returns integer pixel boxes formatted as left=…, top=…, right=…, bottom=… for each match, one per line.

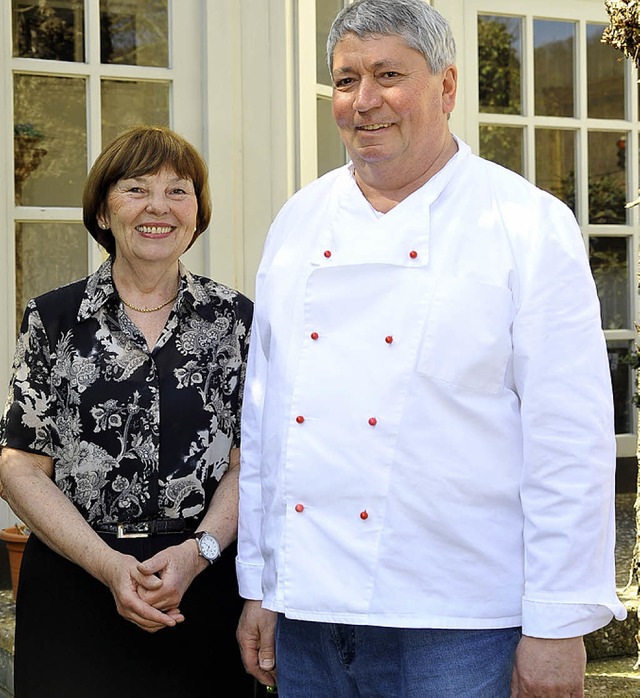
left=512, top=195, right=627, bottom=636
left=236, top=282, right=270, bottom=601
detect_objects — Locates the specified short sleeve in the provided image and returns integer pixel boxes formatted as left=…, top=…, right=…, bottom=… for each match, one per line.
left=229, top=293, right=253, bottom=447
left=0, top=300, right=55, bottom=456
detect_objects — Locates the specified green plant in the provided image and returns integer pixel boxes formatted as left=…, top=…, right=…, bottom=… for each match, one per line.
left=13, top=123, right=44, bottom=139
left=621, top=349, right=640, bottom=407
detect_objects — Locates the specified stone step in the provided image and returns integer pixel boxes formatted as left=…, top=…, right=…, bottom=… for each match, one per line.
left=585, top=654, right=640, bottom=696
left=585, top=587, right=638, bottom=660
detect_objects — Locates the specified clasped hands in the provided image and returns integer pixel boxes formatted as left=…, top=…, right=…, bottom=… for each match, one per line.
left=104, top=539, right=202, bottom=633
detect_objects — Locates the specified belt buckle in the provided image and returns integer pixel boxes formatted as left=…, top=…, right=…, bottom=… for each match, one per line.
left=117, top=522, right=150, bottom=539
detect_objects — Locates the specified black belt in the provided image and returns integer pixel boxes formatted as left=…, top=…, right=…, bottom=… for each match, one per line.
left=94, top=519, right=196, bottom=539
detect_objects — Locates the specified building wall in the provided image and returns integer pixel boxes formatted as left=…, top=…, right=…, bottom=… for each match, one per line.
left=0, top=0, right=637, bottom=529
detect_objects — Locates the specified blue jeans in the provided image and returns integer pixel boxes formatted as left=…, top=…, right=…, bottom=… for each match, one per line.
left=275, top=616, right=521, bottom=697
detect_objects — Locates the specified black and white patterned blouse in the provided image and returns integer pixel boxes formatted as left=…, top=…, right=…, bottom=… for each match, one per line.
left=0, top=259, right=252, bottom=526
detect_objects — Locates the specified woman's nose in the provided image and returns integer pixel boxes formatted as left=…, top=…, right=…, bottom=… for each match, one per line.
left=145, top=192, right=169, bottom=213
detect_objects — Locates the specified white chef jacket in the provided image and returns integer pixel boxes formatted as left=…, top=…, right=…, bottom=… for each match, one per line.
left=237, top=136, right=627, bottom=638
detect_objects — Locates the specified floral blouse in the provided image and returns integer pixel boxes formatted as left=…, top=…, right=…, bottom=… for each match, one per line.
left=0, top=259, right=252, bottom=526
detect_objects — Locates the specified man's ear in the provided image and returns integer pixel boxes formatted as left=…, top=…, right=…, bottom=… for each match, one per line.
left=442, top=65, right=458, bottom=114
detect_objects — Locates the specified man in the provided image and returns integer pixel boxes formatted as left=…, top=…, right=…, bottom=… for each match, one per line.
left=236, top=0, right=627, bottom=695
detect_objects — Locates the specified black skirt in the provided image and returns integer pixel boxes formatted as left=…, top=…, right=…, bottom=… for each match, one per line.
left=14, top=532, right=256, bottom=698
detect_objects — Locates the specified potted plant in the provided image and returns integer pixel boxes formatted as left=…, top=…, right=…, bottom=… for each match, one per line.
left=0, top=523, right=30, bottom=600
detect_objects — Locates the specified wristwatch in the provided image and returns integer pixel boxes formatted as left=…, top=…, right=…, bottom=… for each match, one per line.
left=194, top=530, right=221, bottom=564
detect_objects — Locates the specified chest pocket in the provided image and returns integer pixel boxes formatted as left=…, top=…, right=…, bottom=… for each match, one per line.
left=417, top=279, right=514, bottom=394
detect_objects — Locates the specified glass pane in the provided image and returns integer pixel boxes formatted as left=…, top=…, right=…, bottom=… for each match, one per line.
left=15, top=222, right=88, bottom=334
left=12, top=0, right=85, bottom=61
left=14, top=74, right=86, bottom=207
left=588, top=131, right=627, bottom=224
left=317, top=97, right=344, bottom=176
left=478, top=15, right=522, bottom=115
left=589, top=236, right=630, bottom=330
left=535, top=129, right=576, bottom=212
left=479, top=125, right=523, bottom=176
left=101, top=80, right=170, bottom=147
left=100, top=0, right=168, bottom=67
left=587, top=23, right=625, bottom=119
left=608, top=340, right=633, bottom=434
left=534, top=20, right=575, bottom=117
left=317, top=0, right=344, bottom=85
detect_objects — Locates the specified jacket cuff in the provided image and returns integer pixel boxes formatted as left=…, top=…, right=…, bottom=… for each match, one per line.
left=522, top=597, right=626, bottom=638
left=235, top=559, right=264, bottom=600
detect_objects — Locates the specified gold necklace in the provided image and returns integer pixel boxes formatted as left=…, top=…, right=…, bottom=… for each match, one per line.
left=120, top=292, right=178, bottom=313
left=116, top=269, right=180, bottom=313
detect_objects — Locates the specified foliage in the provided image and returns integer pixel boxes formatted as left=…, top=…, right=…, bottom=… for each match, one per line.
left=13, top=123, right=44, bottom=140
left=602, top=0, right=640, bottom=67
left=588, top=176, right=628, bottom=223
left=13, top=523, right=29, bottom=536
left=13, top=1, right=78, bottom=61
left=621, top=351, right=640, bottom=407
left=477, top=17, right=521, bottom=115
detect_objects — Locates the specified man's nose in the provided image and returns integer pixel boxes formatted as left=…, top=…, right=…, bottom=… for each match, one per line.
left=353, top=77, right=383, bottom=111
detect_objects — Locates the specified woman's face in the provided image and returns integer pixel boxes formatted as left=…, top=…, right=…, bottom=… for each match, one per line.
left=98, top=167, right=198, bottom=265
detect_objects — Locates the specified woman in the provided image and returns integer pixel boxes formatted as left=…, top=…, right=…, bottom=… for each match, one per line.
left=0, top=126, right=254, bottom=697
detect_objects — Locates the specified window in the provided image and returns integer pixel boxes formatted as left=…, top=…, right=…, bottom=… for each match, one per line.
left=9, top=0, right=172, bottom=330
left=475, top=1, right=638, bottom=450
left=315, top=0, right=346, bottom=177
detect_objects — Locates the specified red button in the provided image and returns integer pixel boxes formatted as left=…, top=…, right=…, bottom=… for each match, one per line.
left=385, top=335, right=393, bottom=344
left=324, top=250, right=332, bottom=258
left=296, top=415, right=305, bottom=424
left=368, top=417, right=377, bottom=426
left=409, top=250, right=418, bottom=259
left=310, top=332, right=319, bottom=340
left=360, top=510, right=369, bottom=520
left=295, top=503, right=304, bottom=513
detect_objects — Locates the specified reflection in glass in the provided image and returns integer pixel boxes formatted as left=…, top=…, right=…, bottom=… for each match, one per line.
left=479, top=125, right=523, bottom=176
left=15, top=222, right=88, bottom=335
left=587, top=23, right=625, bottom=119
left=589, top=236, right=630, bottom=330
left=101, top=80, right=170, bottom=147
left=535, top=129, right=576, bottom=211
left=534, top=20, right=575, bottom=117
left=478, top=15, right=522, bottom=115
left=12, top=0, right=84, bottom=61
left=317, top=0, right=344, bottom=85
left=100, top=0, right=168, bottom=67
left=607, top=340, right=633, bottom=434
left=317, top=97, right=344, bottom=177
left=588, top=131, right=627, bottom=224
left=14, top=74, right=86, bottom=207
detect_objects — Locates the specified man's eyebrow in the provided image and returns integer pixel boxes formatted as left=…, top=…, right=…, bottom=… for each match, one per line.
left=333, top=59, right=399, bottom=74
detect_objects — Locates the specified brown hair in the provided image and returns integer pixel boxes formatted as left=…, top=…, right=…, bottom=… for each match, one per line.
left=82, top=125, right=212, bottom=256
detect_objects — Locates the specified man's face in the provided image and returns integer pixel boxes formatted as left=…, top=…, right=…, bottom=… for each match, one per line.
left=331, top=33, right=456, bottom=176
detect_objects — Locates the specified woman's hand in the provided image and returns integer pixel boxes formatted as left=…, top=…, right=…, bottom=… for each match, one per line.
left=98, top=546, right=185, bottom=633
left=135, top=538, right=205, bottom=618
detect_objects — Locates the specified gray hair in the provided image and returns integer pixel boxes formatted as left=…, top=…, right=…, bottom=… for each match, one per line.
left=327, top=0, right=456, bottom=76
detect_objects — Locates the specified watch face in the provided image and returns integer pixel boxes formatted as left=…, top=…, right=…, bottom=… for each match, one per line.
left=198, top=533, right=220, bottom=562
